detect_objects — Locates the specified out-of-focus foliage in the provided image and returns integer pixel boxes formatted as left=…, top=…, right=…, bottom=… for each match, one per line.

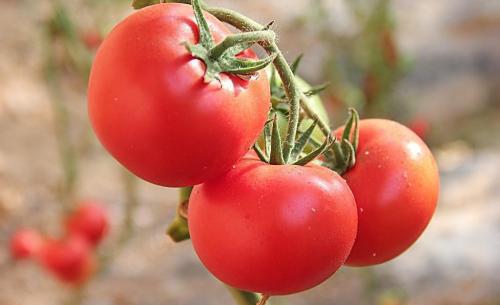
left=296, top=0, right=408, bottom=121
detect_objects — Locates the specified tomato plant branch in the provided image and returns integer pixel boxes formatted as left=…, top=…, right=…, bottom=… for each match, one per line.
left=197, top=3, right=326, bottom=161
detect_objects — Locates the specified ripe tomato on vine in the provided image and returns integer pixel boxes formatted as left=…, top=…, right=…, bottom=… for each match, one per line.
left=88, top=3, right=271, bottom=187
left=335, top=119, right=439, bottom=266
left=188, top=155, right=358, bottom=295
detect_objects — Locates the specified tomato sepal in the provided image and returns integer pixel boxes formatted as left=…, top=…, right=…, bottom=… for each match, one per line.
left=183, top=0, right=276, bottom=83
left=322, top=108, right=360, bottom=174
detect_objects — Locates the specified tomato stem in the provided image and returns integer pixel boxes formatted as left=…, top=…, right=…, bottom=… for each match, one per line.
left=199, top=4, right=332, bottom=162
left=191, top=0, right=214, bottom=48
left=171, top=0, right=333, bottom=164
left=185, top=0, right=277, bottom=82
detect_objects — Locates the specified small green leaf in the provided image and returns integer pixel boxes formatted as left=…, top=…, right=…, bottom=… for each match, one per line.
left=221, top=53, right=277, bottom=75
left=333, top=141, right=346, bottom=168
left=253, top=144, right=268, bottom=163
left=290, top=54, right=304, bottom=75
left=349, top=108, right=360, bottom=150
left=132, top=0, right=160, bottom=9
left=223, top=42, right=255, bottom=58
left=294, top=136, right=333, bottom=166
left=269, top=115, right=285, bottom=165
left=270, top=65, right=278, bottom=87
left=263, top=20, right=275, bottom=30
left=303, top=82, right=330, bottom=97
left=341, top=139, right=356, bottom=168
left=291, top=120, right=317, bottom=161
left=264, top=116, right=273, bottom=157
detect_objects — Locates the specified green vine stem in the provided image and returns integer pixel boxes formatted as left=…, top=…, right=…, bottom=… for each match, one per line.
left=197, top=2, right=333, bottom=154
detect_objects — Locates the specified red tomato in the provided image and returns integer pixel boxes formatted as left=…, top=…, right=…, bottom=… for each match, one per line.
left=335, top=119, right=439, bottom=266
left=10, top=229, right=43, bottom=260
left=88, top=4, right=270, bottom=187
left=188, top=156, right=358, bottom=295
left=66, top=201, right=108, bottom=246
left=37, top=235, right=95, bottom=285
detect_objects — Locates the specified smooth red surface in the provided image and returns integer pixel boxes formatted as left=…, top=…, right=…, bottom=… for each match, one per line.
left=188, top=157, right=358, bottom=295
left=10, top=229, right=43, bottom=260
left=66, top=201, right=108, bottom=246
left=88, top=3, right=270, bottom=187
left=38, top=235, right=95, bottom=285
left=335, top=119, right=439, bottom=266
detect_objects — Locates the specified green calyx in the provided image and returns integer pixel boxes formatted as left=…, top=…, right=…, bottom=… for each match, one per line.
left=321, top=108, right=360, bottom=175
left=254, top=112, right=334, bottom=166
left=183, top=0, right=277, bottom=83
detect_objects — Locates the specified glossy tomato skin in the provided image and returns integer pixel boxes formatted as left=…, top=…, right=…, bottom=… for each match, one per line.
left=188, top=156, right=358, bottom=295
left=66, top=201, right=109, bottom=247
left=88, top=4, right=270, bottom=187
left=38, top=235, right=95, bottom=285
left=335, top=119, right=439, bottom=266
left=10, top=229, right=43, bottom=260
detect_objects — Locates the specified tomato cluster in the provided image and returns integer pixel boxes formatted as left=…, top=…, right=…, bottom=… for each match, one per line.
left=87, top=1, right=439, bottom=300
left=9, top=200, right=108, bottom=285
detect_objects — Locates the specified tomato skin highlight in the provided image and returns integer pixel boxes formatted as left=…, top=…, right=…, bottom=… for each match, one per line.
left=66, top=201, right=109, bottom=247
left=335, top=119, right=439, bottom=266
left=88, top=3, right=270, bottom=187
left=37, top=235, right=95, bottom=285
left=188, top=156, right=358, bottom=295
left=10, top=229, right=43, bottom=260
